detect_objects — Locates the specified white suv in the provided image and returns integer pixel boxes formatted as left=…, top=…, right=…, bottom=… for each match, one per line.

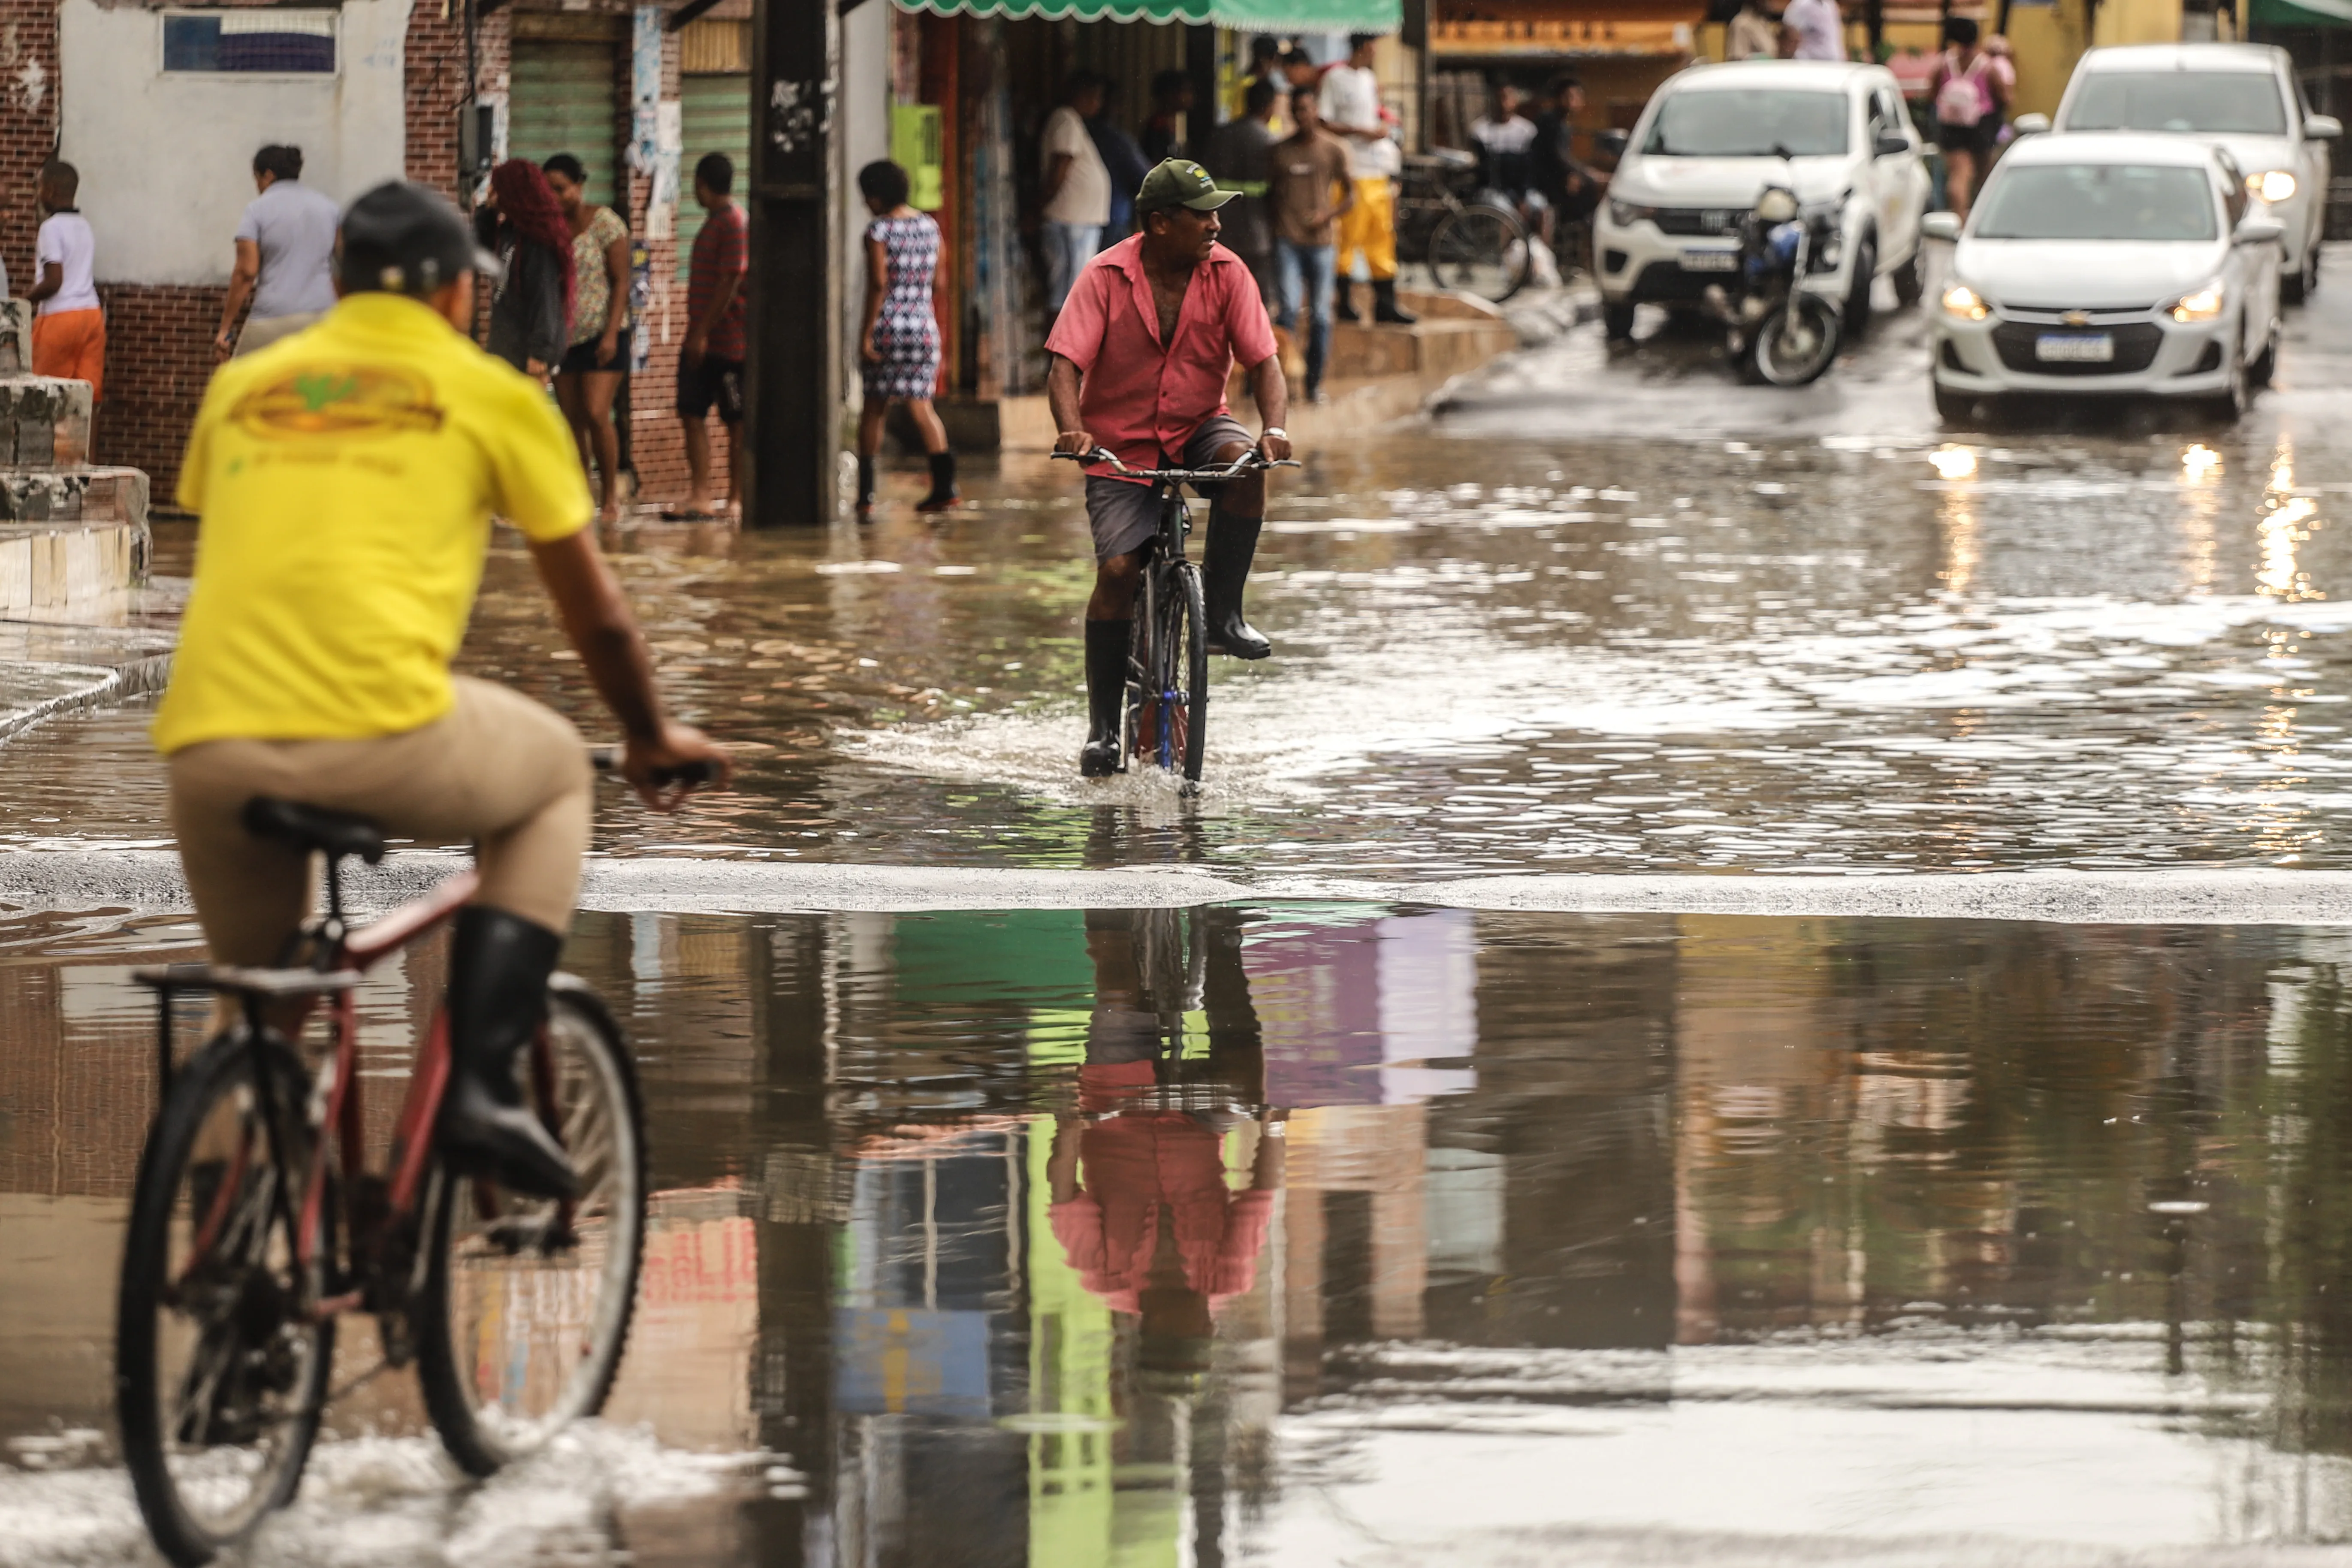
left=1595, top=60, right=1931, bottom=341
left=2041, top=43, right=2337, bottom=302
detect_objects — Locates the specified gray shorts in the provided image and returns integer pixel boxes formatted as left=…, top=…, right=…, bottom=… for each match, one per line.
left=1084, top=413, right=1254, bottom=560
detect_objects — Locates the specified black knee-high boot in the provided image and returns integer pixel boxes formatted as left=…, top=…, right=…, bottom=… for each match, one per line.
left=435, top=906, right=577, bottom=1199
left=1202, top=507, right=1271, bottom=660
left=1373, top=278, right=1419, bottom=324
left=916, top=450, right=959, bottom=512
left=1081, top=618, right=1131, bottom=777
left=855, top=456, right=876, bottom=514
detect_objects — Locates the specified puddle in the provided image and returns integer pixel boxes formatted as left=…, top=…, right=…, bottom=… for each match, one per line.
left=10, top=905, right=2352, bottom=1560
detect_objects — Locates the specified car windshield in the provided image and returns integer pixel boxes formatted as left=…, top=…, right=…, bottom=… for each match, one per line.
left=1640, top=90, right=1850, bottom=157
left=2065, top=70, right=2289, bottom=134
left=1972, top=163, right=2219, bottom=241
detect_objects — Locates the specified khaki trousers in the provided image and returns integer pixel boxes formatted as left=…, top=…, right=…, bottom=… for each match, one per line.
left=232, top=311, right=325, bottom=357
left=168, top=677, right=593, bottom=966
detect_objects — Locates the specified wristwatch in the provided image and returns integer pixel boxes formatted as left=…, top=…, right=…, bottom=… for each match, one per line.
left=1263, top=427, right=1288, bottom=440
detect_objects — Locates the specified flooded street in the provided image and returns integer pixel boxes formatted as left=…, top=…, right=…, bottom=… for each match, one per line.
left=10, top=905, right=2352, bottom=1563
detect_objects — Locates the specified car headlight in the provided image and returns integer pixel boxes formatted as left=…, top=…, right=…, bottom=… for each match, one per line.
left=1941, top=283, right=1989, bottom=321
left=1607, top=198, right=1657, bottom=227
left=2171, top=281, right=2226, bottom=322
left=2247, top=169, right=2298, bottom=203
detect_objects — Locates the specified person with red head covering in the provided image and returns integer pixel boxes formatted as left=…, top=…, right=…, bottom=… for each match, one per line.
left=477, top=159, right=572, bottom=378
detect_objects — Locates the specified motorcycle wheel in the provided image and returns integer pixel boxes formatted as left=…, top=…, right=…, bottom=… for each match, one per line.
left=1752, top=293, right=1842, bottom=387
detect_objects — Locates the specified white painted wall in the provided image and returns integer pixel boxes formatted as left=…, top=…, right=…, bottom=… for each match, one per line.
left=59, top=0, right=411, bottom=287
left=838, top=0, right=890, bottom=397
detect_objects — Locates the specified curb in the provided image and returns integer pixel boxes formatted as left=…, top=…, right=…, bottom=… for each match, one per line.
left=0, top=650, right=171, bottom=744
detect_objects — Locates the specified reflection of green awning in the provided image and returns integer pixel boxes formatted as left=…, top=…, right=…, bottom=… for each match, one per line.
left=890, top=0, right=1401, bottom=29
left=2252, top=0, right=2352, bottom=24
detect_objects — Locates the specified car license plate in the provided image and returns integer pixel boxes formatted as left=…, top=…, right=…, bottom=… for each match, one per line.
left=1680, top=248, right=1738, bottom=272
left=2035, top=332, right=2114, bottom=363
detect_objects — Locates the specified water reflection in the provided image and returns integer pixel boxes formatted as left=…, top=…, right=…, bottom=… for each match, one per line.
left=23, top=909, right=2352, bottom=1557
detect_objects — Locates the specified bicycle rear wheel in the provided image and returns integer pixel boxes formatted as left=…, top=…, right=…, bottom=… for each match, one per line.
left=1130, top=562, right=1208, bottom=784
left=415, top=979, right=646, bottom=1477
left=118, top=1028, right=332, bottom=1568
left=1430, top=205, right=1531, bottom=303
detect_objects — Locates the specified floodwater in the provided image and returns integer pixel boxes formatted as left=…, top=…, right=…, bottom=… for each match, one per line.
left=12, top=272, right=2352, bottom=876
left=12, top=903, right=2352, bottom=1563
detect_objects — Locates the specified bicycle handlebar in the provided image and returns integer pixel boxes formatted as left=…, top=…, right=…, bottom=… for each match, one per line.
left=586, top=745, right=718, bottom=789
left=1051, top=447, right=1301, bottom=481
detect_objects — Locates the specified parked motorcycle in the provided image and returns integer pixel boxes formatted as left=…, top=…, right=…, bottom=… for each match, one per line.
left=1703, top=181, right=1844, bottom=387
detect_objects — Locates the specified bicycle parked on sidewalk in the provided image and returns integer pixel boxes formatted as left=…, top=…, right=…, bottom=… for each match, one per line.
left=1054, top=447, right=1296, bottom=790
left=116, top=748, right=707, bottom=1568
left=1395, top=149, right=1532, bottom=305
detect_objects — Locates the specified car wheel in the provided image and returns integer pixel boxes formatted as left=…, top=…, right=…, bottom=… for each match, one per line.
left=1892, top=245, right=1925, bottom=306
left=1844, top=234, right=1877, bottom=335
left=1601, top=300, right=1638, bottom=341
left=2283, top=245, right=2312, bottom=305
left=2249, top=322, right=2279, bottom=389
left=2205, top=354, right=2247, bottom=422
left=1933, top=381, right=1977, bottom=426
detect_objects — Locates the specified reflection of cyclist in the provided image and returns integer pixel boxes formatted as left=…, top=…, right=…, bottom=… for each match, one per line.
left=153, top=183, right=729, bottom=1199
left=1046, top=158, right=1293, bottom=779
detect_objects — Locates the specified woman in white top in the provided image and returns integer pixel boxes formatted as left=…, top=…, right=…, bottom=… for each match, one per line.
left=543, top=153, right=633, bottom=526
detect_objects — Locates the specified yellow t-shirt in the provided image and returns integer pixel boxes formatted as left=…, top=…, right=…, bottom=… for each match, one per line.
left=153, top=291, right=592, bottom=754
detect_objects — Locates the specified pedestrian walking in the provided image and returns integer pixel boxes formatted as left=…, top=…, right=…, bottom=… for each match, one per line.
left=1268, top=93, right=1353, bottom=405
left=1239, top=35, right=1292, bottom=135
left=214, top=144, right=338, bottom=360
left=1089, top=80, right=1153, bottom=245
left=1531, top=75, right=1608, bottom=259
left=1206, top=78, right=1283, bottom=312
left=1141, top=69, right=1194, bottom=164
left=1041, top=72, right=1113, bottom=318
left=1932, top=17, right=2004, bottom=222
left=30, top=160, right=102, bottom=401
left=673, top=151, right=746, bottom=521
left=1780, top=0, right=1845, bottom=60
left=1470, top=84, right=1538, bottom=211
left=1320, top=33, right=1415, bottom=326
left=476, top=159, right=571, bottom=380
left=853, top=159, right=956, bottom=518
left=1727, top=0, right=1782, bottom=59
left=542, top=153, right=632, bottom=526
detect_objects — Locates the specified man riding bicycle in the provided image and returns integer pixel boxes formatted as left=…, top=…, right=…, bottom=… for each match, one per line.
left=151, top=182, right=729, bottom=1200
left=1045, top=158, right=1292, bottom=778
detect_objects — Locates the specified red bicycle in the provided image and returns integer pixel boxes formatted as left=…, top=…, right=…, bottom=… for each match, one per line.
left=114, top=749, right=695, bottom=1567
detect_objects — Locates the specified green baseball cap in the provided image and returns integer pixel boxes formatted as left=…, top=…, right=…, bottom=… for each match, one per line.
left=1135, top=159, right=1238, bottom=216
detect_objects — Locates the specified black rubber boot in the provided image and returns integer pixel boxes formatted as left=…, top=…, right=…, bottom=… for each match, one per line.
left=1081, top=618, right=1131, bottom=777
left=915, top=450, right=960, bottom=513
left=1337, top=280, right=1364, bottom=324
left=1373, top=278, right=1418, bottom=324
left=855, top=456, right=876, bottom=516
left=435, top=906, right=577, bottom=1200
left=1202, top=508, right=1271, bottom=660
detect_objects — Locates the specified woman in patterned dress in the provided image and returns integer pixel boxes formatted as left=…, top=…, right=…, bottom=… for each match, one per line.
left=543, top=153, right=634, bottom=525
left=855, top=160, right=956, bottom=516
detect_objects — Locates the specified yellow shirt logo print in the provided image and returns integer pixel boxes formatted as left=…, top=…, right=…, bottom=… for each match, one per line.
left=230, top=366, right=447, bottom=440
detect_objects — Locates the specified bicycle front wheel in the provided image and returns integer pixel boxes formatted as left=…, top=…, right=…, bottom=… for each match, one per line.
left=1429, top=205, right=1531, bottom=304
left=118, top=1028, right=332, bottom=1568
left=1131, top=563, right=1208, bottom=783
left=415, top=979, right=646, bottom=1477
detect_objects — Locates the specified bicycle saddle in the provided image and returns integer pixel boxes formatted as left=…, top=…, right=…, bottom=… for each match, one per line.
left=242, top=798, right=388, bottom=864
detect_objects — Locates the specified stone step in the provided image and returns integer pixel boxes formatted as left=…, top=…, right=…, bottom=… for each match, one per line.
left=0, top=376, right=91, bottom=469
left=0, top=521, right=147, bottom=616
left=0, top=466, right=149, bottom=528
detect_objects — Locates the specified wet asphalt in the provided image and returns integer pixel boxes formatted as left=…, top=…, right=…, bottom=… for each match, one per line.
left=14, top=249, right=2352, bottom=1564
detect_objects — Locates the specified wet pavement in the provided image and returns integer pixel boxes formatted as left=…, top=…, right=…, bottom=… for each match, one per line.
left=9, top=905, right=2352, bottom=1563
left=12, top=252, right=2352, bottom=876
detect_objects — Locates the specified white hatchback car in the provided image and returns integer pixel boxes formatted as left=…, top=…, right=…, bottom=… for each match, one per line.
left=2041, top=42, right=2337, bottom=302
left=1928, top=132, right=2283, bottom=422
left=1595, top=59, right=1932, bottom=340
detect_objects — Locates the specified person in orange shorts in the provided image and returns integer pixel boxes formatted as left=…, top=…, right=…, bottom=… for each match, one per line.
left=30, top=159, right=104, bottom=400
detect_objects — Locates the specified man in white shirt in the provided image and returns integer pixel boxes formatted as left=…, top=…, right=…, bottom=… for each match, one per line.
left=1040, top=72, right=1113, bottom=316
left=29, top=160, right=103, bottom=401
left=217, top=143, right=341, bottom=359
left=1319, top=33, right=1415, bottom=325
left=1781, top=0, right=1846, bottom=61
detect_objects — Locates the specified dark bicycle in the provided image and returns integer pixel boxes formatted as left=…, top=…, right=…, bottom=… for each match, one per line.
left=1396, top=149, right=1532, bottom=305
left=1054, top=447, right=1296, bottom=789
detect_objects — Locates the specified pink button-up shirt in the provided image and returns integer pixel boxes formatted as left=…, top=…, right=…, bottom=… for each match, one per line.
left=1044, top=235, right=1279, bottom=483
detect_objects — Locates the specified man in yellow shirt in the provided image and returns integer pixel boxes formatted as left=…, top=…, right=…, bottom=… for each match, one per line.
left=156, top=182, right=729, bottom=1197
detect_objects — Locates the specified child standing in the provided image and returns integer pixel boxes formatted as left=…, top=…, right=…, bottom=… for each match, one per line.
left=30, top=160, right=103, bottom=401
left=853, top=160, right=955, bottom=517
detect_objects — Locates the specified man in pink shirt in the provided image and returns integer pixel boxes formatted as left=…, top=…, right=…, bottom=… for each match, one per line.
left=1046, top=158, right=1292, bottom=779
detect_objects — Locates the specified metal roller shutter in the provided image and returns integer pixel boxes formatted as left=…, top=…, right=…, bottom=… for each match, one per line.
left=676, top=71, right=751, bottom=279
left=508, top=40, right=623, bottom=209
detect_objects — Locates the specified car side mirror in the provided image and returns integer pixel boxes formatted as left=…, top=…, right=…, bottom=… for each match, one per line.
left=2237, top=214, right=2288, bottom=245
left=1874, top=131, right=1911, bottom=157
left=1921, top=211, right=1963, bottom=242
left=2308, top=113, right=2343, bottom=140
left=2011, top=112, right=2052, bottom=136
left=1597, top=129, right=1629, bottom=158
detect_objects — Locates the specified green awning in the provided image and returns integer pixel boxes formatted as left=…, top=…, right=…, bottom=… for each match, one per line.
left=2252, top=0, right=2352, bottom=24
left=889, top=0, right=1401, bottom=29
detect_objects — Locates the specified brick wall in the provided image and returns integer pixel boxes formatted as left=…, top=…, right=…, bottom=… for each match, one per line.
left=94, top=285, right=220, bottom=495
left=0, top=0, right=58, bottom=306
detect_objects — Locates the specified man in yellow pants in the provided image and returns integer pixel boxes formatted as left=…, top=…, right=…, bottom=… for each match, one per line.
left=1319, top=34, right=1416, bottom=325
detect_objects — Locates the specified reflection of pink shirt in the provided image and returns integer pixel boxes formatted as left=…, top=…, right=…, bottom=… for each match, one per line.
left=1043, top=235, right=1278, bottom=484
left=1050, top=1110, right=1274, bottom=1316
